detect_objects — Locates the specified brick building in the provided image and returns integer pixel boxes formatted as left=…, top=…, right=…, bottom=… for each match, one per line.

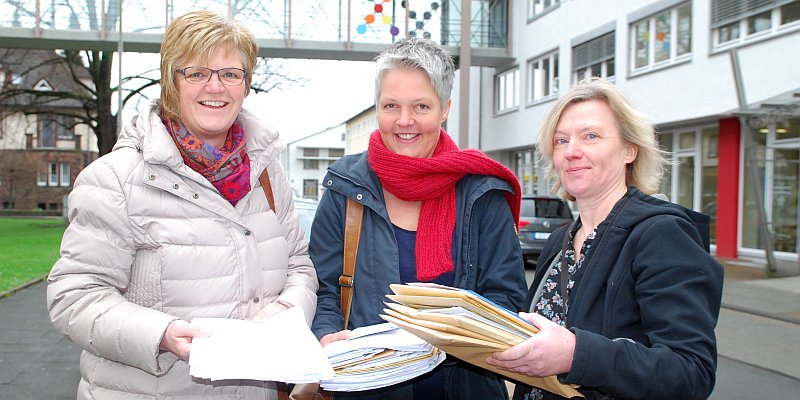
left=0, top=49, right=98, bottom=211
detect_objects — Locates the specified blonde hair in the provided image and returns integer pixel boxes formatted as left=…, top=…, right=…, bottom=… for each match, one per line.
left=537, top=78, right=668, bottom=201
left=159, top=10, right=257, bottom=121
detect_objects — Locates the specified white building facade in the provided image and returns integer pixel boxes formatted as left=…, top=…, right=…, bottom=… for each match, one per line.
left=280, top=124, right=347, bottom=201
left=461, top=0, right=800, bottom=261
left=345, top=106, right=378, bottom=155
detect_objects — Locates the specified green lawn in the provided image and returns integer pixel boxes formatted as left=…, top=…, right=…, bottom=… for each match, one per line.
left=0, top=217, right=66, bottom=294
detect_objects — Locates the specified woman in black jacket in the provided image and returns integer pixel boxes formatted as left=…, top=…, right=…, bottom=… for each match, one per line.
left=487, top=79, right=723, bottom=400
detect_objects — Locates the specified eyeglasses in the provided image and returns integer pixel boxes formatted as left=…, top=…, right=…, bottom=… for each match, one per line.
left=175, top=66, right=247, bottom=86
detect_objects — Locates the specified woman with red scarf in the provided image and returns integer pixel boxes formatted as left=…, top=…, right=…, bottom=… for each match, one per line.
left=310, top=38, right=527, bottom=399
left=47, top=11, right=317, bottom=399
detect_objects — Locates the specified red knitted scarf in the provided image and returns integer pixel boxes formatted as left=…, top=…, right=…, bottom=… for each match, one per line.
left=368, top=129, right=521, bottom=280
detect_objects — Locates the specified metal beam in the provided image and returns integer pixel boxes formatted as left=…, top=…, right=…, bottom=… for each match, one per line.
left=0, top=27, right=513, bottom=66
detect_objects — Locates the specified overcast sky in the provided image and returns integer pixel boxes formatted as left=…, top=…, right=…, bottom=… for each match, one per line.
left=118, top=54, right=376, bottom=143
left=244, top=58, right=376, bottom=142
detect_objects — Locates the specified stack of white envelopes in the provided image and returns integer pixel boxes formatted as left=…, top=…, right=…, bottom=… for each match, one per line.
left=189, top=307, right=334, bottom=383
left=381, top=283, right=583, bottom=398
left=320, top=322, right=446, bottom=391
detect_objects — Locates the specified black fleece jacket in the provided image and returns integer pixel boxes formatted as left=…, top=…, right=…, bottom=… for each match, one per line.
left=515, top=186, right=723, bottom=400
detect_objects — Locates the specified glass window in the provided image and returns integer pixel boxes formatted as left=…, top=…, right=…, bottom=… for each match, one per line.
left=48, top=163, right=58, bottom=186
left=677, top=3, right=692, bottom=55
left=59, top=162, right=71, bottom=186
left=782, top=1, right=800, bottom=25
left=303, top=148, right=319, bottom=157
left=679, top=131, right=696, bottom=150
left=302, top=179, right=318, bottom=199
left=40, top=118, right=57, bottom=148
left=747, top=11, right=772, bottom=34
left=677, top=156, right=695, bottom=209
left=718, top=21, right=741, bottom=43
left=572, top=31, right=615, bottom=83
left=742, top=125, right=768, bottom=255
left=701, top=128, right=719, bottom=244
left=712, top=0, right=800, bottom=47
left=528, top=51, right=559, bottom=103
left=37, top=171, right=47, bottom=187
left=630, top=2, right=691, bottom=72
left=329, top=148, right=344, bottom=158
left=654, top=11, right=672, bottom=63
left=495, top=68, right=519, bottom=112
left=514, top=149, right=536, bottom=195
left=634, top=20, right=650, bottom=69
left=303, top=159, right=319, bottom=170
left=772, top=148, right=799, bottom=252
left=529, top=0, right=559, bottom=19
left=658, top=132, right=673, bottom=198
left=775, top=118, right=800, bottom=141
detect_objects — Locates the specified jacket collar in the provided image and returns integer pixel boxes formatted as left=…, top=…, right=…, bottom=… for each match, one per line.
left=115, top=100, right=285, bottom=180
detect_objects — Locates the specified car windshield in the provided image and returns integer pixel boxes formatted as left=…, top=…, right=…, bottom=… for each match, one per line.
left=521, top=198, right=572, bottom=219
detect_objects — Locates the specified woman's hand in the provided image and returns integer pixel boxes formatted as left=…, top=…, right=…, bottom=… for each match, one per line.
left=486, top=312, right=576, bottom=377
left=320, top=330, right=355, bottom=347
left=159, top=320, right=210, bottom=361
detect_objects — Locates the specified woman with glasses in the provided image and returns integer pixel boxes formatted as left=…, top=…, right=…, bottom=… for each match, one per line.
left=47, top=10, right=317, bottom=399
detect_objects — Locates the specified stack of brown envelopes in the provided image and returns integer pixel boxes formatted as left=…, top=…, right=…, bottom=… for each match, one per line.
left=381, top=283, right=583, bottom=398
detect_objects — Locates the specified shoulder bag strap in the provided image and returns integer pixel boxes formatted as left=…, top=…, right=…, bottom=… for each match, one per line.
left=339, top=198, right=363, bottom=329
left=258, top=169, right=276, bottom=212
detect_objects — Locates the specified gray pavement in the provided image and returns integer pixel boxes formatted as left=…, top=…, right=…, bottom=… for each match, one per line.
left=2, top=259, right=800, bottom=399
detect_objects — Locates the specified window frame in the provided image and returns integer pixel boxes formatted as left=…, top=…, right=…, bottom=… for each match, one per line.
left=527, top=0, right=561, bottom=21
left=572, top=31, right=616, bottom=83
left=629, top=1, right=692, bottom=75
left=711, top=0, right=800, bottom=50
left=527, top=50, right=560, bottom=105
left=48, top=162, right=58, bottom=186
left=494, top=67, right=520, bottom=114
left=59, top=162, right=71, bottom=187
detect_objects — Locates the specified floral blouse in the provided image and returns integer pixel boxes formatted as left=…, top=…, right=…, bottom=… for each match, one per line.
left=524, top=220, right=599, bottom=400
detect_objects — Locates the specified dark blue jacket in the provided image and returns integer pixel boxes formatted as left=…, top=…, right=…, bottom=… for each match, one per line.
left=515, top=186, right=723, bottom=400
left=310, top=152, right=527, bottom=400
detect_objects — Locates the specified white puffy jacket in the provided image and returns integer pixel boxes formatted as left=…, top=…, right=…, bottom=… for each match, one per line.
left=47, top=101, right=318, bottom=399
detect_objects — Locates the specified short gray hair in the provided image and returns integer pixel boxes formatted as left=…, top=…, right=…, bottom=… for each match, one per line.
left=537, top=78, right=668, bottom=201
left=373, top=38, right=455, bottom=108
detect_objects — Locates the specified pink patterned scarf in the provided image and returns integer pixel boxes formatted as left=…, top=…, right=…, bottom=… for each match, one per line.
left=164, top=119, right=251, bottom=205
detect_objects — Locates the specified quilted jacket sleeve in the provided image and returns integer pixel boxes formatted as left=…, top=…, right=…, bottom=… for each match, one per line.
left=268, top=161, right=319, bottom=326
left=46, top=158, right=178, bottom=376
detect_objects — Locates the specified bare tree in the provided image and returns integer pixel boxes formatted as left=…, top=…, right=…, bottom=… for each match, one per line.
left=0, top=1, right=304, bottom=155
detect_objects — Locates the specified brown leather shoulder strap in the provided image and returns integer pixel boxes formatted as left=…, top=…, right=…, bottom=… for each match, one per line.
left=258, top=169, right=275, bottom=212
left=339, top=198, right=363, bottom=329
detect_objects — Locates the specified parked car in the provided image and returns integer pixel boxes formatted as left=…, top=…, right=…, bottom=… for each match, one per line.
left=293, top=197, right=318, bottom=242
left=518, top=195, right=574, bottom=267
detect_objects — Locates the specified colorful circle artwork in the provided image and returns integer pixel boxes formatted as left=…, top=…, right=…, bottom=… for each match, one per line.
left=358, top=0, right=399, bottom=38
left=356, top=0, right=441, bottom=40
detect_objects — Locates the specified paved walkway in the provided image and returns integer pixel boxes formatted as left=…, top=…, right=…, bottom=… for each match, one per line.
left=0, top=278, right=80, bottom=399
left=1, top=258, right=800, bottom=399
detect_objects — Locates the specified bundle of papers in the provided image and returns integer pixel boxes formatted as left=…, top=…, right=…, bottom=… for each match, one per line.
left=380, top=283, right=583, bottom=398
left=189, top=307, right=334, bottom=383
left=320, top=322, right=446, bottom=391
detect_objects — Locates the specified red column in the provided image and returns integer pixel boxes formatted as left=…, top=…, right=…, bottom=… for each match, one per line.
left=715, top=117, right=740, bottom=258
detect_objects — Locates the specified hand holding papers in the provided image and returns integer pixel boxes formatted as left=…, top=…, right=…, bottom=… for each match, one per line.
left=380, top=283, right=583, bottom=398
left=320, top=323, right=445, bottom=391
left=188, top=307, right=334, bottom=383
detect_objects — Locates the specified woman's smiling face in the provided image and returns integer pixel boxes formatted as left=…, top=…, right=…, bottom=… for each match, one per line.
left=377, top=68, right=450, bottom=158
left=176, top=48, right=246, bottom=148
left=552, top=99, right=637, bottom=202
